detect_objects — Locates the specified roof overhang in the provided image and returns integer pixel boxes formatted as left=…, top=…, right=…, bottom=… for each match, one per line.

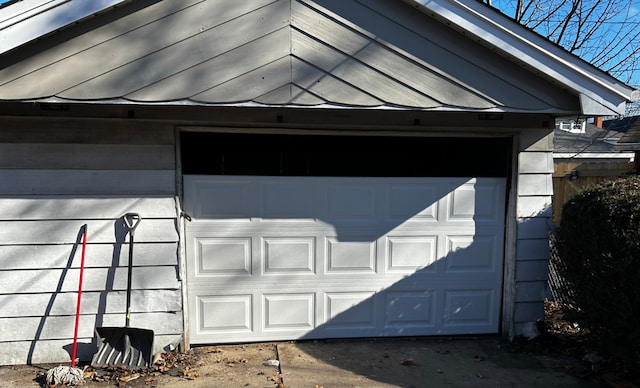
left=406, top=0, right=639, bottom=116
left=0, top=0, right=635, bottom=115
left=0, top=0, right=133, bottom=54
left=554, top=152, right=635, bottom=160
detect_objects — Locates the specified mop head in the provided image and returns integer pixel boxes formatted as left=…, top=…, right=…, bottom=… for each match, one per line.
left=45, top=365, right=85, bottom=386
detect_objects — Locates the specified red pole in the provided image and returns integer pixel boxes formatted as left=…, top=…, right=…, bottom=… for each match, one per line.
left=71, top=225, right=87, bottom=367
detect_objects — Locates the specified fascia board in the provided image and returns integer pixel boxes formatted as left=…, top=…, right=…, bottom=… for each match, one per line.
left=0, top=0, right=131, bottom=54
left=554, top=152, right=635, bottom=159
left=406, top=0, right=639, bottom=114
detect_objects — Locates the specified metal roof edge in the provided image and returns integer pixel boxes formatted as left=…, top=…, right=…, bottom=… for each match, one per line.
left=405, top=0, right=639, bottom=114
left=0, top=96, right=581, bottom=114
left=0, top=0, right=133, bottom=54
left=553, top=152, right=635, bottom=159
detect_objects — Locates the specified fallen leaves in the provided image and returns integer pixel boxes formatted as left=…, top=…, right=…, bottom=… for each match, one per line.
left=400, top=357, right=416, bottom=366
left=268, top=373, right=283, bottom=383
left=117, top=373, right=140, bottom=387
left=226, top=357, right=249, bottom=367
left=82, top=348, right=204, bottom=385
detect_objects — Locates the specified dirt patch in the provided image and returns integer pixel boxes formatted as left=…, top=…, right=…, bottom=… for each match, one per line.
left=0, top=344, right=281, bottom=388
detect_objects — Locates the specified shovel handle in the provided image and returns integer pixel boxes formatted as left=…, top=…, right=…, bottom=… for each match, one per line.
left=123, top=213, right=141, bottom=235
left=123, top=213, right=140, bottom=328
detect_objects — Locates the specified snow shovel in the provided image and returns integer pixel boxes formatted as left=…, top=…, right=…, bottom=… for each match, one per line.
left=91, top=213, right=154, bottom=369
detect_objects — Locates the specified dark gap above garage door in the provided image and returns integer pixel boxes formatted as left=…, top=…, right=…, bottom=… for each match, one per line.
left=181, top=132, right=512, bottom=177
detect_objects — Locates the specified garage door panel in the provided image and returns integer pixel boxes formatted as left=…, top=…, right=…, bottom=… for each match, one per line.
left=185, top=178, right=255, bottom=219
left=326, top=236, right=376, bottom=273
left=449, top=182, right=504, bottom=223
left=384, top=291, right=436, bottom=328
left=443, top=289, right=497, bottom=330
left=326, top=184, right=377, bottom=220
left=444, top=235, right=501, bottom=272
left=194, top=237, right=252, bottom=277
left=262, top=182, right=317, bottom=218
left=263, top=237, right=316, bottom=274
left=196, top=294, right=253, bottom=334
left=324, top=292, right=377, bottom=329
left=386, top=235, right=438, bottom=273
left=185, top=175, right=505, bottom=343
left=263, top=293, right=315, bottom=331
left=388, top=183, right=439, bottom=221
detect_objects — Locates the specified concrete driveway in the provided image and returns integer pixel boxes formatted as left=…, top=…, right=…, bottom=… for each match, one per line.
left=0, top=336, right=605, bottom=387
left=278, top=337, right=602, bottom=387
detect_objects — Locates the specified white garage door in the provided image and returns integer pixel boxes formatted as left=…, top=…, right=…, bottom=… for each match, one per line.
left=184, top=175, right=506, bottom=344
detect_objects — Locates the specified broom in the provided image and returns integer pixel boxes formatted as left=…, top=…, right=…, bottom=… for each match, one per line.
left=45, top=225, right=88, bottom=387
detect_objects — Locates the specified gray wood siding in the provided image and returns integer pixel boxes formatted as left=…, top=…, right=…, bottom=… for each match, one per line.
left=0, top=119, right=181, bottom=365
left=0, top=0, right=579, bottom=113
left=513, top=129, right=554, bottom=337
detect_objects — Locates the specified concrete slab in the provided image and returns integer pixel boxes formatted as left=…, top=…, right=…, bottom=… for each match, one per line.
left=277, top=337, right=603, bottom=387
left=0, top=337, right=605, bottom=387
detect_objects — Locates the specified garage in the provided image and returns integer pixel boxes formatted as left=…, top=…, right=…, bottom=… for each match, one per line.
left=181, top=131, right=510, bottom=343
left=0, top=0, right=636, bottom=365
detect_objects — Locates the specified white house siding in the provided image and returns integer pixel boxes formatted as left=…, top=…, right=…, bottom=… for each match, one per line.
left=513, top=129, right=554, bottom=338
left=0, top=118, right=181, bottom=365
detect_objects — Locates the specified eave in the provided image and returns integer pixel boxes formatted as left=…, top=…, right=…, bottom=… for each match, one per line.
left=405, top=0, right=639, bottom=116
left=0, top=0, right=133, bottom=54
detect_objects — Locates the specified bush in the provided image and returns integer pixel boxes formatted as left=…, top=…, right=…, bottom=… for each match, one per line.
left=556, top=176, right=640, bottom=370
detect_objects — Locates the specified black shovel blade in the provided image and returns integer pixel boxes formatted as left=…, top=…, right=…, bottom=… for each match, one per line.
left=91, top=327, right=154, bottom=369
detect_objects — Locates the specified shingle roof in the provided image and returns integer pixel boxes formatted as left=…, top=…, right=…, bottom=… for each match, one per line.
left=554, top=122, right=629, bottom=156
left=612, top=116, right=640, bottom=145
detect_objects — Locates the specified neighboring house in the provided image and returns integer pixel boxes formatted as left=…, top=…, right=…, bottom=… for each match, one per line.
left=613, top=115, right=640, bottom=165
left=0, top=0, right=637, bottom=365
left=553, top=118, right=636, bottom=223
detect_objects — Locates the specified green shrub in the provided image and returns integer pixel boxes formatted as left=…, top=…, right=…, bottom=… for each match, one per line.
left=556, top=176, right=640, bottom=369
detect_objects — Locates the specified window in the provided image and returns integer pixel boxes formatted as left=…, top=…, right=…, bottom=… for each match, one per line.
left=180, top=132, right=511, bottom=177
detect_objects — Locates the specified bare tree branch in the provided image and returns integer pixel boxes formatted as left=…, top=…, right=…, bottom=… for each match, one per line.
left=486, top=0, right=640, bottom=115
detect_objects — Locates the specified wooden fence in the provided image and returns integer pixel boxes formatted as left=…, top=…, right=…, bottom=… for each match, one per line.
left=552, top=160, right=635, bottom=224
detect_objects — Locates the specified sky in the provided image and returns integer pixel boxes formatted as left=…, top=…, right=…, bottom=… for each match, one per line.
left=487, top=0, right=640, bottom=88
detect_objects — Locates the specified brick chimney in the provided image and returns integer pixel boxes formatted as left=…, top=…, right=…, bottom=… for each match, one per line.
left=595, top=116, right=603, bottom=128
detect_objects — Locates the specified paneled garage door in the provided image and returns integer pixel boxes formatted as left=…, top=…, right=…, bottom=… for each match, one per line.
left=183, top=175, right=506, bottom=344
